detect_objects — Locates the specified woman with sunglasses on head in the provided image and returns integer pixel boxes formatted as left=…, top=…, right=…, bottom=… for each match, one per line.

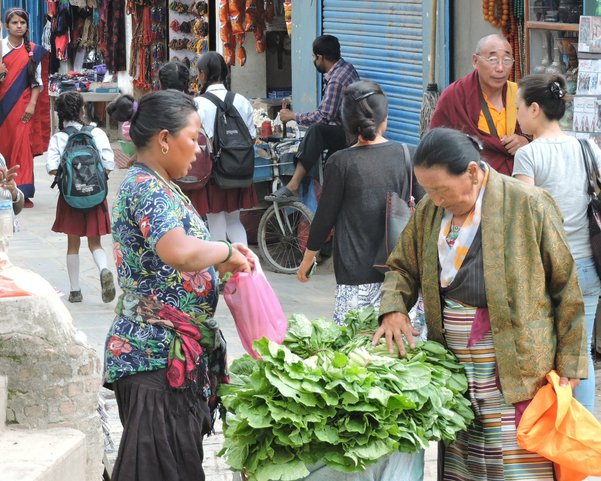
left=297, top=80, right=422, bottom=324
left=0, top=8, right=45, bottom=207
left=104, top=89, right=252, bottom=481
left=296, top=79, right=425, bottom=480
left=513, top=73, right=601, bottom=414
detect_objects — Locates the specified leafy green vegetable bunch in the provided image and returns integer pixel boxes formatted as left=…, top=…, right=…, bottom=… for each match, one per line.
left=218, top=307, right=474, bottom=481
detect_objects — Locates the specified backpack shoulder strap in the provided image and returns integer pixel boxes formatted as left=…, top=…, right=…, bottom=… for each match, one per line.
left=62, top=126, right=79, bottom=137
left=202, top=91, right=228, bottom=112
left=80, top=125, right=95, bottom=134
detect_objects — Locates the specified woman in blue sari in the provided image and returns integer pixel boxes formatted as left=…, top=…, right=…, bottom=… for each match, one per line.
left=0, top=8, right=45, bottom=207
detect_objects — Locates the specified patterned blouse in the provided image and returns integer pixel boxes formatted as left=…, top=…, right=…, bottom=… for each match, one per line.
left=104, top=164, right=219, bottom=385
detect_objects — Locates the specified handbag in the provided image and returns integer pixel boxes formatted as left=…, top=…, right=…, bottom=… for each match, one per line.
left=516, top=370, right=601, bottom=481
left=578, top=139, right=601, bottom=278
left=173, top=130, right=213, bottom=191
left=373, top=143, right=415, bottom=273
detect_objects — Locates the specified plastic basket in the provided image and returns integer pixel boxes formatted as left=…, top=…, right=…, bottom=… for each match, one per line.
left=118, top=140, right=135, bottom=157
left=254, top=156, right=274, bottom=182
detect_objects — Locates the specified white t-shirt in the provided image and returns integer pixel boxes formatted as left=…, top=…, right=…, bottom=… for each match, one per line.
left=193, top=84, right=255, bottom=140
left=2, top=38, right=43, bottom=87
left=513, top=135, right=601, bottom=260
left=46, top=121, right=115, bottom=173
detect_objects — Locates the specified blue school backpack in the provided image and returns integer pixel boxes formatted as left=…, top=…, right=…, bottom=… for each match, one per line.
left=51, top=126, right=108, bottom=209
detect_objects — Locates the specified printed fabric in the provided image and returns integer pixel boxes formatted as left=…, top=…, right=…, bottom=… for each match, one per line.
left=438, top=165, right=490, bottom=288
left=105, top=164, right=222, bottom=403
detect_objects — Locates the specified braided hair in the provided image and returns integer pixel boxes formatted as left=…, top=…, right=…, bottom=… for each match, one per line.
left=5, top=9, right=39, bottom=88
left=55, top=92, right=85, bottom=131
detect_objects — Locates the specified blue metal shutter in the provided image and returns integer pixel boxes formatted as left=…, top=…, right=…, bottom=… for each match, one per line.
left=323, top=0, right=424, bottom=146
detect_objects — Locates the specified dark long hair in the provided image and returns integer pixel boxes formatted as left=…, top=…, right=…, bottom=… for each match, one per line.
left=518, top=74, right=568, bottom=121
left=158, top=61, right=190, bottom=93
left=5, top=9, right=38, bottom=88
left=55, top=92, right=85, bottom=130
left=414, top=128, right=484, bottom=175
left=107, top=90, right=197, bottom=149
left=196, top=51, right=229, bottom=93
left=341, top=81, right=388, bottom=141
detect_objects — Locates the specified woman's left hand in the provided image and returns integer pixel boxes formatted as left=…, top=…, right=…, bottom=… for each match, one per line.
left=216, top=243, right=253, bottom=277
left=559, top=377, right=580, bottom=390
left=21, top=102, right=35, bottom=123
left=297, top=250, right=317, bottom=282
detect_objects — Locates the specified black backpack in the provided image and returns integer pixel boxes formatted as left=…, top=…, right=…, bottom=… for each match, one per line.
left=51, top=125, right=108, bottom=209
left=202, top=91, right=255, bottom=189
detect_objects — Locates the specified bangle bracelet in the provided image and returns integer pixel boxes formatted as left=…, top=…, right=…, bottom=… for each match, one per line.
left=218, top=240, right=233, bottom=263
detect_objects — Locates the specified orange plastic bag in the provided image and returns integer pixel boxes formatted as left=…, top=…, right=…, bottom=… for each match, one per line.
left=516, top=370, right=601, bottom=481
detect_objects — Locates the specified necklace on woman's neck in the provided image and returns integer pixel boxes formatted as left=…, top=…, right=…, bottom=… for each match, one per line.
left=7, top=38, right=24, bottom=50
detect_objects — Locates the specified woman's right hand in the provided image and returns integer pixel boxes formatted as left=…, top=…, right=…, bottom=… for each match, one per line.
left=216, top=245, right=251, bottom=277
left=372, top=311, right=418, bottom=357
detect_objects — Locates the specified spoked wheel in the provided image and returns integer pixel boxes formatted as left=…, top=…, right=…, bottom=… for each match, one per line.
left=258, top=201, right=314, bottom=274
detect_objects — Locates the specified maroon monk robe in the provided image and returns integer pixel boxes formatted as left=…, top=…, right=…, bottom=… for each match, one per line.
left=429, top=70, right=523, bottom=176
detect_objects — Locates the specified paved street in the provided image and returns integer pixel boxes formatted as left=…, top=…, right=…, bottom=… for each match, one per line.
left=7, top=153, right=601, bottom=480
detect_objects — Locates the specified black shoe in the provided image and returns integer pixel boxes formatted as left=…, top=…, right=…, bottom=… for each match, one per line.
left=69, top=290, right=83, bottom=303
left=264, top=186, right=298, bottom=202
left=100, top=269, right=116, bottom=303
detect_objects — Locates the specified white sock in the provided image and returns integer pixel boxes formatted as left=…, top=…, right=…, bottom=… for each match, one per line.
left=66, top=254, right=80, bottom=291
left=92, top=248, right=108, bottom=272
left=224, top=210, right=247, bottom=245
left=206, top=212, right=227, bottom=241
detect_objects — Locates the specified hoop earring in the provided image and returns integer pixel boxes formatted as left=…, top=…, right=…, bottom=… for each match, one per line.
left=162, top=145, right=169, bottom=155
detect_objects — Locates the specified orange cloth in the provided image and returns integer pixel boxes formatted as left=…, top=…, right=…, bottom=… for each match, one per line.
left=516, top=370, right=601, bottom=481
left=477, top=80, right=518, bottom=138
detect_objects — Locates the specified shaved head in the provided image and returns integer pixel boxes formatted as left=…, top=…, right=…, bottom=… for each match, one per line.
left=475, top=34, right=511, bottom=55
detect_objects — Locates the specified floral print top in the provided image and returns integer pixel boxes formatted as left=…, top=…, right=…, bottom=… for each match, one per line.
left=104, top=164, right=219, bottom=385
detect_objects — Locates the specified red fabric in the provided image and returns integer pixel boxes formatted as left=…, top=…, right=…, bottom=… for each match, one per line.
left=51, top=195, right=111, bottom=237
left=185, top=182, right=257, bottom=216
left=468, top=307, right=491, bottom=347
left=30, top=54, right=51, bottom=156
left=429, top=70, right=521, bottom=176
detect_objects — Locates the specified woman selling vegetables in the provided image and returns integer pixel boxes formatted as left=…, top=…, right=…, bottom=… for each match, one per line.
left=373, top=127, right=588, bottom=480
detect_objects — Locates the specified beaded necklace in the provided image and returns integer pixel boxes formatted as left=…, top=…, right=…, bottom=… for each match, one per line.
left=136, top=162, right=192, bottom=207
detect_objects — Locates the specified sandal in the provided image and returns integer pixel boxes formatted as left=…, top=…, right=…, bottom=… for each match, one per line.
left=264, top=186, right=298, bottom=202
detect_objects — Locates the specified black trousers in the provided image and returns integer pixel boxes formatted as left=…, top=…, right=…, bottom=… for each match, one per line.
left=295, top=123, right=349, bottom=175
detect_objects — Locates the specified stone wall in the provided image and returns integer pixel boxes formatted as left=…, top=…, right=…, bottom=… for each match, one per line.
left=0, top=264, right=103, bottom=481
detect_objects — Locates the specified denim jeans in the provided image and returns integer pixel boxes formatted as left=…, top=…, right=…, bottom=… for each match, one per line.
left=573, top=257, right=600, bottom=413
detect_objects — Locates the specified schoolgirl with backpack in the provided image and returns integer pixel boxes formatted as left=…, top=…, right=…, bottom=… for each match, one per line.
left=190, top=52, right=257, bottom=245
left=46, top=91, right=116, bottom=304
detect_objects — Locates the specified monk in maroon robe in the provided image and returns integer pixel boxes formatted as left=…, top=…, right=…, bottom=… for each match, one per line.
left=429, top=34, right=530, bottom=175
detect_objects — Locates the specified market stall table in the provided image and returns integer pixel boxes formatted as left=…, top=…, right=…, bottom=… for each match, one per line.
left=49, top=91, right=120, bottom=139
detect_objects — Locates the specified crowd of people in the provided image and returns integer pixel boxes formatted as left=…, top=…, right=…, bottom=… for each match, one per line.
left=1, top=7, right=600, bottom=479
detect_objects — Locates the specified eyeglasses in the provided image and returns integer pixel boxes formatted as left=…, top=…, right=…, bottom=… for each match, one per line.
left=476, top=55, right=515, bottom=67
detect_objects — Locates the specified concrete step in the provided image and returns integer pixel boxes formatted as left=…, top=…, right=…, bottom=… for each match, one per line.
left=0, top=427, right=86, bottom=481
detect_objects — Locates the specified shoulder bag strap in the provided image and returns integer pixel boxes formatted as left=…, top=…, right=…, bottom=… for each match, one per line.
left=401, top=143, right=415, bottom=209
left=479, top=91, right=499, bottom=139
left=579, top=138, right=600, bottom=196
